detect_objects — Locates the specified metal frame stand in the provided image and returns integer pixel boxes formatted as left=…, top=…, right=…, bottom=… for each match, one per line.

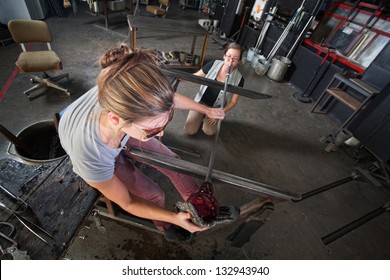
left=294, top=161, right=390, bottom=245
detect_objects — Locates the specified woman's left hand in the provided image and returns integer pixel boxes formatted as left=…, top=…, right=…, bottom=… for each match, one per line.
left=206, top=108, right=225, bottom=120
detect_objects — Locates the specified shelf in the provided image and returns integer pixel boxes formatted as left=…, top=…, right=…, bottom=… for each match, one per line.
left=311, top=71, right=377, bottom=131
left=326, top=88, right=362, bottom=111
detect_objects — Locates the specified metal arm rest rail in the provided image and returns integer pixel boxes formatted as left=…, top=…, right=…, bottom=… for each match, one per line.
left=127, top=147, right=301, bottom=201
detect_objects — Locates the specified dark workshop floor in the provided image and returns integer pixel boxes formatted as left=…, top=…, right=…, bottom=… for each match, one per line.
left=0, top=1, right=389, bottom=260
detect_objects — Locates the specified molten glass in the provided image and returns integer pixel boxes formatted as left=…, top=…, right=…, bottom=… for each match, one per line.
left=186, top=181, right=219, bottom=221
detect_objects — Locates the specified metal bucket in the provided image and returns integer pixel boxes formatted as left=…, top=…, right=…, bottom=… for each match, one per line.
left=7, top=120, right=67, bottom=166
left=267, top=56, right=291, bottom=82
left=92, top=0, right=104, bottom=13
left=251, top=53, right=260, bottom=68
left=255, top=62, right=270, bottom=76
left=246, top=47, right=260, bottom=62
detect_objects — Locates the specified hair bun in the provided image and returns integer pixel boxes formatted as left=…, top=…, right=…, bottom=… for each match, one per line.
left=100, top=44, right=131, bottom=69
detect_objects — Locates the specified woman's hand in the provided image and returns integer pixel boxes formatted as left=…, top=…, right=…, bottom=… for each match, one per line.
left=206, top=117, right=218, bottom=126
left=175, top=212, right=208, bottom=233
left=206, top=107, right=225, bottom=120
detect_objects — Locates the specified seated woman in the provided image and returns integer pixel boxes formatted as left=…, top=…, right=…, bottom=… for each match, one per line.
left=58, top=45, right=225, bottom=242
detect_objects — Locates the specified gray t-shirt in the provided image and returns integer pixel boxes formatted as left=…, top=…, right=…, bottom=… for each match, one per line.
left=58, top=86, right=130, bottom=182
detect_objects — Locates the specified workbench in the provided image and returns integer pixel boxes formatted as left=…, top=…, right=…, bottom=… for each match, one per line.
left=0, top=157, right=98, bottom=260
left=127, top=15, right=210, bottom=70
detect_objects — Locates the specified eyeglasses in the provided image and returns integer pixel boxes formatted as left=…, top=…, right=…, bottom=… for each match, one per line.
left=224, top=53, right=240, bottom=63
left=133, top=110, right=174, bottom=139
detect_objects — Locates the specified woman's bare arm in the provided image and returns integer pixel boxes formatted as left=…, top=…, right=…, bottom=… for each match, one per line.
left=86, top=176, right=205, bottom=233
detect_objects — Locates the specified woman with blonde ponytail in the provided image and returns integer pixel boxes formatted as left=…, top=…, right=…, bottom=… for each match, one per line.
left=59, top=45, right=224, bottom=242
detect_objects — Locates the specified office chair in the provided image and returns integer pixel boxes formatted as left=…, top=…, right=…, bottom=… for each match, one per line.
left=8, top=19, right=70, bottom=100
left=146, top=0, right=170, bottom=18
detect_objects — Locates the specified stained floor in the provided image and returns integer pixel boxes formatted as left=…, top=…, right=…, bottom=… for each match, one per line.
left=0, top=1, right=389, bottom=260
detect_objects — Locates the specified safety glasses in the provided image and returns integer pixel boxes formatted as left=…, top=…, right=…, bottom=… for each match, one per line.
left=133, top=110, right=174, bottom=139
left=224, top=53, right=240, bottom=63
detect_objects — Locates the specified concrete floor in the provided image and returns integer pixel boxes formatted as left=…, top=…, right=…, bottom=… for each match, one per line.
left=1, top=1, right=389, bottom=260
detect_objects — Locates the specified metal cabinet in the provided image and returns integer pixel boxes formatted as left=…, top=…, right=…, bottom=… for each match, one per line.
left=348, top=82, right=390, bottom=163
left=347, top=41, right=390, bottom=163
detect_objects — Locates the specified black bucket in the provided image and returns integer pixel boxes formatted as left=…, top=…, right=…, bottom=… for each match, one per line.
left=7, top=120, right=67, bottom=165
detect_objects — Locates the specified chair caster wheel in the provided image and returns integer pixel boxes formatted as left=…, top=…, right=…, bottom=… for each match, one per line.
left=65, top=90, right=71, bottom=96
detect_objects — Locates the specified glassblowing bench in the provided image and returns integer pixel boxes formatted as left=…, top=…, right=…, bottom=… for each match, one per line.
left=127, top=15, right=210, bottom=70
left=0, top=157, right=98, bottom=259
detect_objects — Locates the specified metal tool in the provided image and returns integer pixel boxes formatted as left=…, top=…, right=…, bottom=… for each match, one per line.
left=266, top=0, right=306, bottom=64
left=255, top=6, right=278, bottom=50
left=133, top=0, right=141, bottom=15
left=0, top=184, right=28, bottom=213
left=160, top=67, right=272, bottom=100
left=286, top=0, right=322, bottom=60
left=0, top=201, right=54, bottom=244
left=322, top=202, right=390, bottom=245
left=173, top=66, right=233, bottom=228
left=0, top=124, right=33, bottom=157
left=294, top=169, right=359, bottom=202
left=0, top=222, right=30, bottom=260
left=205, top=65, right=231, bottom=183
left=0, top=184, right=54, bottom=243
